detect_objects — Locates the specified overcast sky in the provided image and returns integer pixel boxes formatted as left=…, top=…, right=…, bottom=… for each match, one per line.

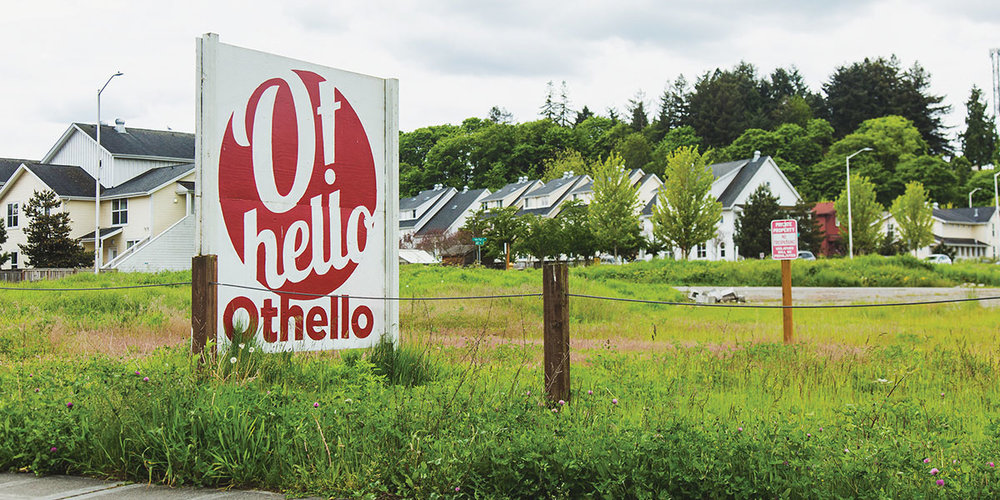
left=1, top=0, right=997, bottom=160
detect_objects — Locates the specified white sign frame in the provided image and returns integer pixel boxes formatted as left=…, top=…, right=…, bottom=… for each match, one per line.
left=771, top=219, right=798, bottom=260
left=195, top=33, right=399, bottom=352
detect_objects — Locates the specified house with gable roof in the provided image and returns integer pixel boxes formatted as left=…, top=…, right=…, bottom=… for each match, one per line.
left=881, top=206, right=999, bottom=260
left=0, top=122, right=197, bottom=271
left=569, top=168, right=663, bottom=210
left=518, top=172, right=591, bottom=218
left=478, top=177, right=543, bottom=211
left=399, top=184, right=458, bottom=239
left=641, top=152, right=801, bottom=260
left=0, top=162, right=100, bottom=269
left=415, top=187, right=491, bottom=240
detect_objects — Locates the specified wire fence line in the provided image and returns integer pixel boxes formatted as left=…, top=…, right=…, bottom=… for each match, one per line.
left=1, top=279, right=999, bottom=309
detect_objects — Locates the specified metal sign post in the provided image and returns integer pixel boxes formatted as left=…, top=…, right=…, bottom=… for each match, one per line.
left=472, top=237, right=486, bottom=265
left=771, top=219, right=798, bottom=344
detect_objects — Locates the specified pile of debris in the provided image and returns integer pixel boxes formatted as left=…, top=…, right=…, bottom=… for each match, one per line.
left=687, top=288, right=746, bottom=304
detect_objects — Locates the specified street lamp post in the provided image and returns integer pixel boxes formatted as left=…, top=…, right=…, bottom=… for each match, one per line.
left=969, top=187, right=982, bottom=208
left=845, top=147, right=873, bottom=259
left=95, top=71, right=123, bottom=274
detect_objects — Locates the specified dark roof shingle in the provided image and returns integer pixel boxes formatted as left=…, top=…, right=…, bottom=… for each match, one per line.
left=76, top=123, right=195, bottom=159
left=0, top=158, right=33, bottom=185
left=417, top=189, right=488, bottom=235
left=102, top=163, right=194, bottom=197
left=23, top=163, right=97, bottom=198
left=933, top=207, right=995, bottom=224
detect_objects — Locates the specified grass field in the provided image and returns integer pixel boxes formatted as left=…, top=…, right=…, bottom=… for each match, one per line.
left=2, top=261, right=1000, bottom=498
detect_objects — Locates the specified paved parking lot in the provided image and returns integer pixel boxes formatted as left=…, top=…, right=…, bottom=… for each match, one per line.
left=0, top=473, right=316, bottom=500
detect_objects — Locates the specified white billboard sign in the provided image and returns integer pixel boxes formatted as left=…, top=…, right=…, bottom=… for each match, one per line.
left=196, top=34, right=398, bottom=351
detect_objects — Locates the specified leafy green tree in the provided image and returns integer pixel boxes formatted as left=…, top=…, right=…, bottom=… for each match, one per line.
left=461, top=206, right=526, bottom=268
left=589, top=153, right=641, bottom=261
left=688, top=63, right=762, bottom=148
left=651, top=146, right=722, bottom=259
left=894, top=155, right=959, bottom=205
left=833, top=175, right=884, bottom=255
left=648, top=126, right=702, bottom=178
left=965, top=170, right=997, bottom=207
left=890, top=182, right=935, bottom=255
left=541, top=149, right=590, bottom=181
left=734, top=185, right=784, bottom=258
left=518, top=215, right=564, bottom=263
left=558, top=199, right=597, bottom=261
left=19, top=190, right=90, bottom=268
left=614, top=133, right=653, bottom=172
left=573, top=105, right=594, bottom=126
left=961, top=86, right=999, bottom=167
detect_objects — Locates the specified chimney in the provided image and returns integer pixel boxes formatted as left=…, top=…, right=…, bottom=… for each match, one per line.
left=114, top=118, right=127, bottom=134
left=462, top=185, right=469, bottom=193
left=753, top=150, right=761, bottom=160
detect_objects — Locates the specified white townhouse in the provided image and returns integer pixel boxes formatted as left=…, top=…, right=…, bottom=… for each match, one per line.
left=882, top=206, right=999, bottom=260
left=518, top=172, right=591, bottom=218
left=0, top=122, right=197, bottom=271
left=569, top=168, right=663, bottom=209
left=641, top=152, right=801, bottom=261
left=478, top=177, right=543, bottom=211
left=399, top=184, right=458, bottom=239
left=414, top=187, right=491, bottom=241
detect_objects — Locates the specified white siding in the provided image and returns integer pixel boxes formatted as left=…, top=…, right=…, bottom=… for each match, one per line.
left=113, top=215, right=194, bottom=272
left=48, top=130, right=111, bottom=183
left=111, top=158, right=183, bottom=187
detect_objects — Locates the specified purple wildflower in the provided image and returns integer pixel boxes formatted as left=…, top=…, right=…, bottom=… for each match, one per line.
left=936, top=479, right=944, bottom=486
left=50, top=447, right=57, bottom=453
left=313, top=402, right=320, bottom=408
left=66, top=402, right=73, bottom=409
left=611, top=398, right=618, bottom=405
left=143, top=377, right=149, bottom=382
left=587, top=390, right=593, bottom=395
left=930, top=468, right=939, bottom=475
left=135, top=370, right=140, bottom=376
left=990, top=462, right=996, bottom=468
left=924, top=458, right=931, bottom=463
left=558, top=400, right=565, bottom=406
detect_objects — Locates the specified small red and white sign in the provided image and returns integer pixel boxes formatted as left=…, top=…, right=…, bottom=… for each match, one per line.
left=771, top=219, right=798, bottom=260
left=196, top=34, right=398, bottom=352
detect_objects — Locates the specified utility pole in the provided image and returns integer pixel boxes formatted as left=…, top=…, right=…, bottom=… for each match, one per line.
left=991, top=49, right=1000, bottom=136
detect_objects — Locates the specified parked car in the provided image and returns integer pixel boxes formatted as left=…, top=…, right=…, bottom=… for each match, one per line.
left=797, top=250, right=816, bottom=261
left=925, top=254, right=953, bottom=264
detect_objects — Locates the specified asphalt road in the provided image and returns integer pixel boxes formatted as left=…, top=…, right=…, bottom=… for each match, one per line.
left=673, top=286, right=1000, bottom=306
left=0, top=473, right=318, bottom=500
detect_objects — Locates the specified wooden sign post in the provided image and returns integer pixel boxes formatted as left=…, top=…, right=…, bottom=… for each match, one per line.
left=543, top=263, right=570, bottom=402
left=191, top=254, right=218, bottom=363
left=771, top=219, right=798, bottom=344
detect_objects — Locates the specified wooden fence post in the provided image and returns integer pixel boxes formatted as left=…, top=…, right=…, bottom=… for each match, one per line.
left=781, top=259, right=793, bottom=344
left=543, top=262, right=570, bottom=402
left=192, top=254, right=218, bottom=363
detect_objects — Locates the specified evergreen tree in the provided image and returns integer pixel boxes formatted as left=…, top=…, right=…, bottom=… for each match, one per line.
left=889, top=181, right=935, bottom=255
left=0, top=220, right=9, bottom=267
left=833, top=175, right=884, bottom=255
left=659, top=75, right=690, bottom=130
left=19, top=190, right=90, bottom=268
left=789, top=200, right=823, bottom=254
left=627, top=91, right=649, bottom=132
left=734, top=185, right=784, bottom=258
left=539, top=81, right=557, bottom=121
left=556, top=81, right=573, bottom=127
left=574, top=105, right=594, bottom=127
left=651, top=146, right=722, bottom=259
left=487, top=106, right=513, bottom=124
left=589, top=153, right=641, bottom=261
left=961, top=85, right=999, bottom=167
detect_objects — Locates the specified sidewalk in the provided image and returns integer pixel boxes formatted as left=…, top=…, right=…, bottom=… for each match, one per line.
left=0, top=473, right=319, bottom=500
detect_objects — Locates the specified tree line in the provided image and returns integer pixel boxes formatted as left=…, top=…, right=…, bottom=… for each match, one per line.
left=401, top=56, right=999, bottom=210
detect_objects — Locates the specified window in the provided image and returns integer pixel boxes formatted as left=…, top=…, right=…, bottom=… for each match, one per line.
left=887, top=223, right=895, bottom=240
left=697, top=245, right=707, bottom=259
left=126, top=240, right=140, bottom=249
left=6, top=202, right=18, bottom=229
left=720, top=242, right=726, bottom=258
left=9, top=251, right=17, bottom=270
left=111, top=199, right=128, bottom=225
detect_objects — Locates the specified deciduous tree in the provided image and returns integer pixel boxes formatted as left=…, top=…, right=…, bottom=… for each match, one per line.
left=589, top=153, right=641, bottom=261
left=833, top=175, right=883, bottom=255
left=889, top=181, right=935, bottom=255
left=651, top=146, right=722, bottom=259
